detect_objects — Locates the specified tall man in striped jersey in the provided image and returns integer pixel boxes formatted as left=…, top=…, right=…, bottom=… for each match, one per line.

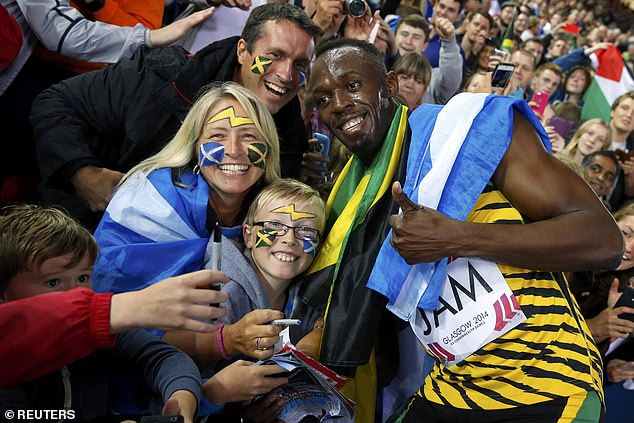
left=302, top=38, right=622, bottom=422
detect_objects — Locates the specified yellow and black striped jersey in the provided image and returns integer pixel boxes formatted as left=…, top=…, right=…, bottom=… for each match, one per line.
left=420, top=185, right=603, bottom=410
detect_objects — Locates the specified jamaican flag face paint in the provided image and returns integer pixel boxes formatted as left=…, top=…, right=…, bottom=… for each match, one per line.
left=199, top=142, right=225, bottom=168
left=250, top=56, right=272, bottom=75
left=247, top=142, right=268, bottom=169
left=255, top=227, right=277, bottom=248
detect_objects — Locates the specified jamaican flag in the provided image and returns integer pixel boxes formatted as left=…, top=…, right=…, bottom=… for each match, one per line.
left=297, top=105, right=409, bottom=380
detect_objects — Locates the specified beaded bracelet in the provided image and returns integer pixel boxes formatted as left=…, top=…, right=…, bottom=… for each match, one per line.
left=216, top=323, right=232, bottom=360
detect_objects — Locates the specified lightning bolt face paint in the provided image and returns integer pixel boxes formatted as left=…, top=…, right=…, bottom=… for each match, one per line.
left=199, top=142, right=225, bottom=168
left=303, top=235, right=319, bottom=257
left=250, top=56, right=273, bottom=75
left=270, top=204, right=316, bottom=221
left=208, top=106, right=254, bottom=127
left=247, top=142, right=268, bottom=169
left=255, top=228, right=277, bottom=248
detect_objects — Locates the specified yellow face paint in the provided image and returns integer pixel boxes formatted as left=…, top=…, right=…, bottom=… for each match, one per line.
left=271, top=204, right=316, bottom=221
left=208, top=106, right=254, bottom=127
left=250, top=56, right=273, bottom=75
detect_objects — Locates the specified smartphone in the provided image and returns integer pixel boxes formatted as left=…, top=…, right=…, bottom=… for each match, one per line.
left=614, top=286, right=634, bottom=323
left=548, top=115, right=574, bottom=139
left=311, top=132, right=331, bottom=177
left=492, top=48, right=508, bottom=60
left=491, top=63, right=515, bottom=90
left=531, top=91, right=550, bottom=116
left=615, top=149, right=634, bottom=163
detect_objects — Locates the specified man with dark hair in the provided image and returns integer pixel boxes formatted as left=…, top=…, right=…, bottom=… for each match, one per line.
left=581, top=150, right=620, bottom=199
left=31, top=2, right=322, bottom=228
left=303, top=37, right=622, bottom=422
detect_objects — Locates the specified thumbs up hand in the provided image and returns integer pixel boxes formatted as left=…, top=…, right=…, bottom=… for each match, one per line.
left=389, top=181, right=460, bottom=264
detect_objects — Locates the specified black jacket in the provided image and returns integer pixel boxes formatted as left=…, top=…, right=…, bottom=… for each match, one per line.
left=31, top=37, right=307, bottom=225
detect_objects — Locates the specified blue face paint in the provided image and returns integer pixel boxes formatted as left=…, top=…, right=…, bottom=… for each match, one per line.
left=199, top=142, right=225, bottom=168
left=298, top=71, right=306, bottom=87
left=303, top=235, right=319, bottom=257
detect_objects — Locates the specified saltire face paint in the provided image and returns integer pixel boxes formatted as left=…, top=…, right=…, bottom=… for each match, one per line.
left=247, top=142, right=268, bottom=169
left=298, top=71, right=306, bottom=87
left=255, top=228, right=277, bottom=248
left=250, top=56, right=272, bottom=75
left=270, top=204, right=316, bottom=221
left=199, top=142, right=225, bottom=168
left=303, top=235, right=319, bottom=256
left=208, top=106, right=254, bottom=127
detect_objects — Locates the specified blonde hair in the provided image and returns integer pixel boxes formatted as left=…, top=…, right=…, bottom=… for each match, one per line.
left=614, top=202, right=634, bottom=222
left=246, top=178, right=326, bottom=231
left=0, top=205, right=97, bottom=292
left=121, top=82, right=281, bottom=186
left=559, top=118, right=610, bottom=162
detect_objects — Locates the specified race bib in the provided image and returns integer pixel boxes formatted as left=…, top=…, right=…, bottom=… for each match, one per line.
left=411, top=258, right=526, bottom=367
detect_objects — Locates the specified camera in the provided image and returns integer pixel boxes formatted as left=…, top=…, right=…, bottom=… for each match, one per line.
left=343, top=0, right=366, bottom=17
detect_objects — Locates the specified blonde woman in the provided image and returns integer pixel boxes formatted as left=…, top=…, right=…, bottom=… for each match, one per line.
left=557, top=118, right=610, bottom=165
left=93, top=83, right=289, bottom=410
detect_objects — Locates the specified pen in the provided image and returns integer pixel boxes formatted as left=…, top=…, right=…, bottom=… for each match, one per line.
left=271, top=319, right=302, bottom=326
left=209, top=218, right=222, bottom=272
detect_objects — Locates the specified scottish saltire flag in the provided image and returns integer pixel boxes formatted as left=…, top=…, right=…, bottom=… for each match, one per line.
left=93, top=168, right=211, bottom=298
left=366, top=94, right=550, bottom=319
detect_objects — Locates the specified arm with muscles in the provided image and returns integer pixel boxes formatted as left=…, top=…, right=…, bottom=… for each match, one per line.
left=390, top=111, right=623, bottom=271
left=0, top=270, right=227, bottom=388
left=423, top=17, right=462, bottom=105
left=17, top=0, right=214, bottom=63
left=162, top=309, right=284, bottom=365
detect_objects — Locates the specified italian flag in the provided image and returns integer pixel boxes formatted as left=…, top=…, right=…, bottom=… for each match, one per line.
left=582, top=45, right=634, bottom=121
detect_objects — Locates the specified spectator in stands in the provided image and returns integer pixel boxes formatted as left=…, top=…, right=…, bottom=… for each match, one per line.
left=522, top=37, right=545, bottom=65
left=30, top=3, right=321, bottom=230
left=557, top=119, right=611, bottom=165
left=581, top=150, right=620, bottom=200
left=392, top=52, right=432, bottom=109
left=0, top=204, right=204, bottom=423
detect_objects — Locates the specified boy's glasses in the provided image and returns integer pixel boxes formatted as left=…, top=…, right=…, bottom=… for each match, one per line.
left=253, top=221, right=320, bottom=241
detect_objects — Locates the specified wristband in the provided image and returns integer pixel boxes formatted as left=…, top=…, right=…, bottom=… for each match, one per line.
left=216, top=323, right=232, bottom=360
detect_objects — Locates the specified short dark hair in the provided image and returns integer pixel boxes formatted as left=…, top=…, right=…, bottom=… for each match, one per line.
left=396, top=14, right=431, bottom=41
left=314, top=38, right=387, bottom=74
left=0, top=205, right=98, bottom=294
left=581, top=150, right=621, bottom=174
left=522, top=37, right=543, bottom=48
left=241, top=3, right=322, bottom=52
left=466, top=8, right=493, bottom=29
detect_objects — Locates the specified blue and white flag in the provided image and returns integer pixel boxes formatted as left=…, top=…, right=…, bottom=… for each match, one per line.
left=366, top=93, right=550, bottom=320
left=93, top=168, right=211, bottom=298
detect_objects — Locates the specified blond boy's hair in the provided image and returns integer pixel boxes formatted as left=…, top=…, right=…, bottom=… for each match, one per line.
left=0, top=205, right=97, bottom=292
left=245, top=179, right=326, bottom=231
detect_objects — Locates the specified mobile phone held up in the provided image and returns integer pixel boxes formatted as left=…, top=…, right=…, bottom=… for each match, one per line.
left=490, top=62, right=515, bottom=90
left=311, top=132, right=331, bottom=177
left=615, top=286, right=634, bottom=323
left=531, top=91, right=550, bottom=116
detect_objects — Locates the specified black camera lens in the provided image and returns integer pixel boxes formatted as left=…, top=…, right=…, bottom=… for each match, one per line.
left=344, top=0, right=366, bottom=17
